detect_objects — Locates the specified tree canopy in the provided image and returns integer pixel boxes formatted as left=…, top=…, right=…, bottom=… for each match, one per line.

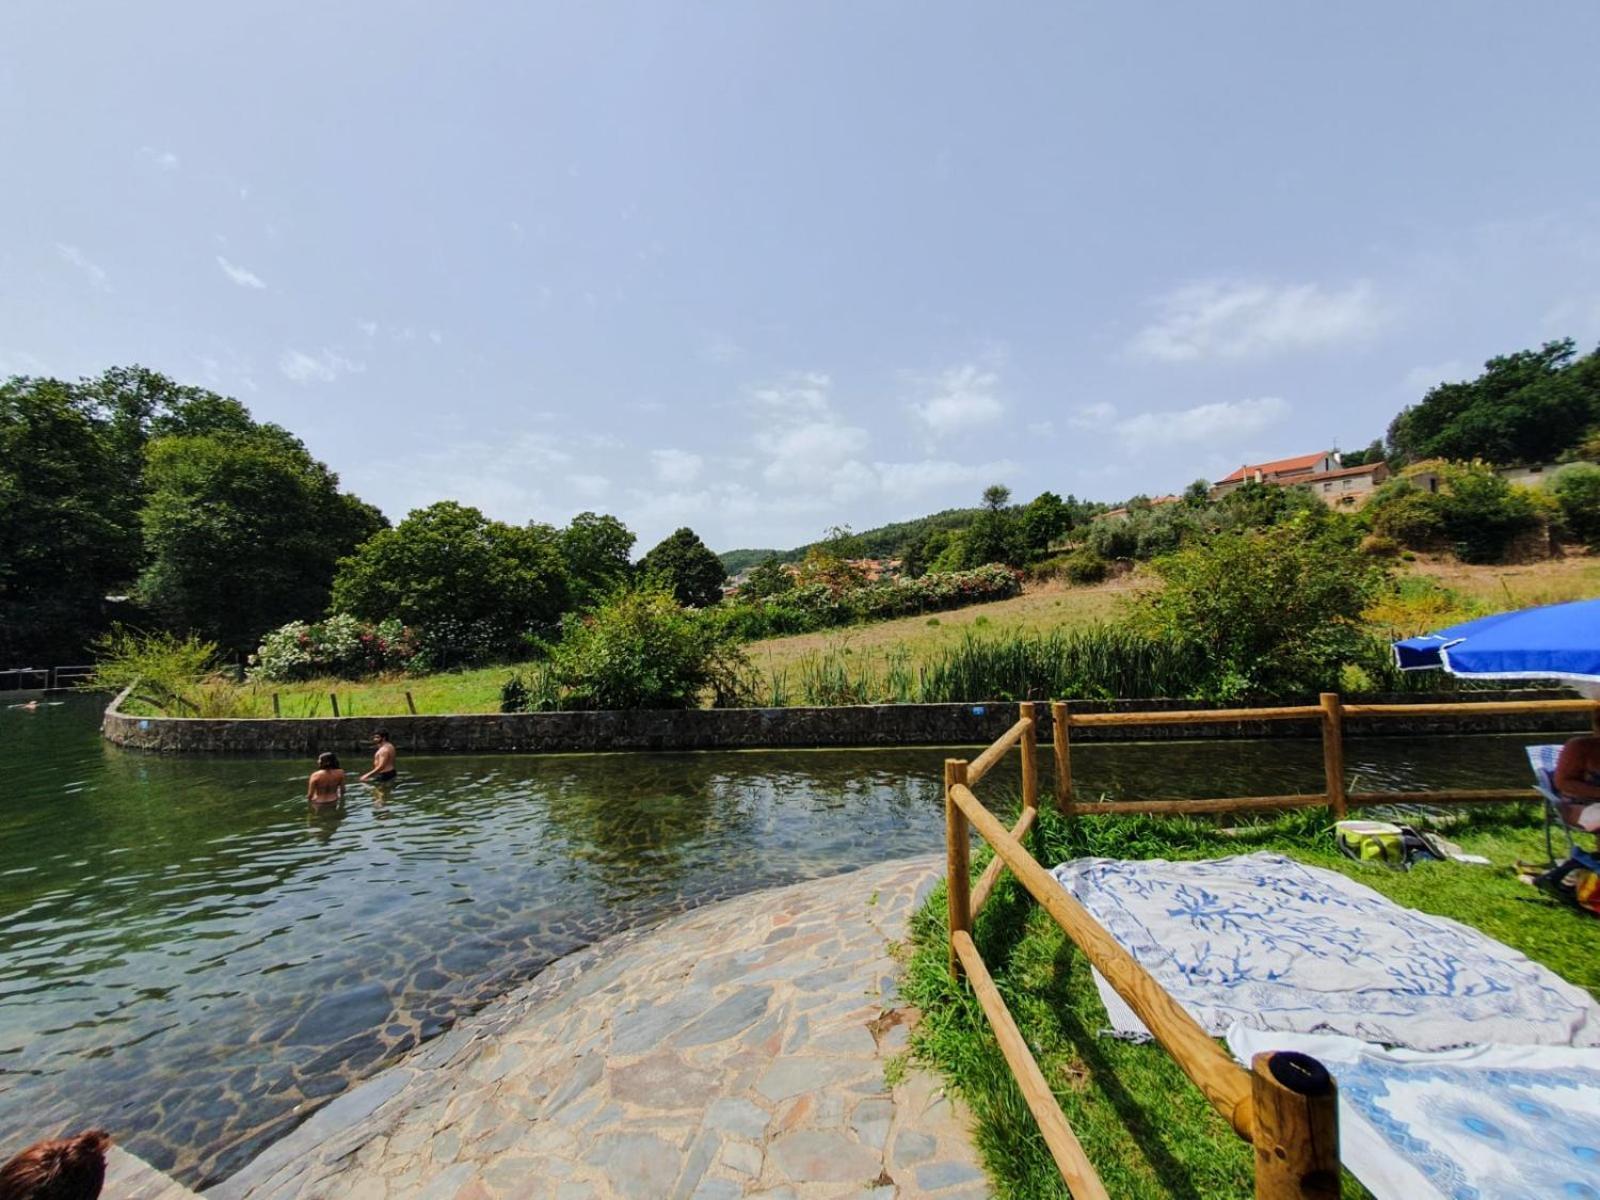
left=638, top=527, right=726, bottom=607
left=558, top=511, right=636, bottom=609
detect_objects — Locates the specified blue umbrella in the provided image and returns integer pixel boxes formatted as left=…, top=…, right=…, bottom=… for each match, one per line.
left=1394, top=597, right=1600, bottom=685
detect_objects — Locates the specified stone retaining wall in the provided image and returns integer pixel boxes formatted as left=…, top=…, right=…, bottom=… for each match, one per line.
left=101, top=687, right=1592, bottom=755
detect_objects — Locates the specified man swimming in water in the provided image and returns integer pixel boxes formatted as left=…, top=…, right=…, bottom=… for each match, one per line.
left=360, top=730, right=397, bottom=783
left=306, top=752, right=346, bottom=806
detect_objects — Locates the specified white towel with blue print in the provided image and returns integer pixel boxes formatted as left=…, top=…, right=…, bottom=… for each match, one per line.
left=1227, top=1027, right=1600, bottom=1200
left=1051, top=853, right=1600, bottom=1049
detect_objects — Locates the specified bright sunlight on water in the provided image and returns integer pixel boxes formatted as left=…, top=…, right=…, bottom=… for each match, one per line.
left=0, top=694, right=1555, bottom=1184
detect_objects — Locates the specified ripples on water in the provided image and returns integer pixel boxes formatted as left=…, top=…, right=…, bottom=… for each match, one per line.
left=0, top=695, right=1557, bottom=1184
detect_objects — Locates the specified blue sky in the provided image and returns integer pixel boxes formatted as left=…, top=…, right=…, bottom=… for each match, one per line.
left=4, top=3, right=1599, bottom=552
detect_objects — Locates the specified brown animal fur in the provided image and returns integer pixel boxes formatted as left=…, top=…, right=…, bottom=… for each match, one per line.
left=0, top=1131, right=111, bottom=1200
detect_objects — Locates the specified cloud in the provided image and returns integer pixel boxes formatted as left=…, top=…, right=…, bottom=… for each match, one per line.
left=1068, top=401, right=1117, bottom=429
left=141, top=146, right=180, bottom=170
left=56, top=244, right=110, bottom=292
left=567, top=473, right=611, bottom=499
left=358, top=320, right=379, bottom=337
left=749, top=372, right=833, bottom=417
left=651, top=448, right=704, bottom=485
left=1128, top=279, right=1384, bottom=362
left=216, top=256, right=267, bottom=289
left=278, top=347, right=365, bottom=384
left=909, top=363, right=1004, bottom=436
left=1401, top=361, right=1466, bottom=396
left=428, top=330, right=443, bottom=345
left=874, top=458, right=1017, bottom=500
left=1112, top=397, right=1290, bottom=447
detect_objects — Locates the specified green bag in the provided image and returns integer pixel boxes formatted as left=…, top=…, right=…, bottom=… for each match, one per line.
left=1336, top=820, right=1405, bottom=867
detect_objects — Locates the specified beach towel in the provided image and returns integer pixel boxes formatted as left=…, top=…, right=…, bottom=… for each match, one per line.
left=1050, top=853, right=1600, bottom=1049
left=1227, top=1026, right=1600, bottom=1200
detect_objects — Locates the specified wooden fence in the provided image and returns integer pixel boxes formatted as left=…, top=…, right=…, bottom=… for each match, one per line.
left=943, top=693, right=1600, bottom=1198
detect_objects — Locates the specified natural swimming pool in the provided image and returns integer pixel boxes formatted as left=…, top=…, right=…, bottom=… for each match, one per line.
left=0, top=694, right=1562, bottom=1185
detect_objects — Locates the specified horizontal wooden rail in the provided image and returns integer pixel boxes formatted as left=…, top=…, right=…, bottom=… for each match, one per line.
left=949, top=782, right=1256, bottom=1139
left=1344, top=698, right=1598, bottom=718
left=1072, top=794, right=1326, bottom=816
left=952, top=931, right=1110, bottom=1200
left=967, top=716, right=1033, bottom=785
left=1065, top=705, right=1321, bottom=728
left=971, top=804, right=1039, bottom=915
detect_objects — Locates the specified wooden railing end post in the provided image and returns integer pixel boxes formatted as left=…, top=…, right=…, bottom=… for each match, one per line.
left=1051, top=699, right=1074, bottom=816
left=1250, top=1051, right=1339, bottom=1199
left=1319, top=692, right=1346, bottom=821
left=944, top=758, right=972, bottom=979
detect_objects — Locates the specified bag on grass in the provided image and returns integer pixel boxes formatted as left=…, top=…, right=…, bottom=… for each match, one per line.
left=1336, top=820, right=1445, bottom=870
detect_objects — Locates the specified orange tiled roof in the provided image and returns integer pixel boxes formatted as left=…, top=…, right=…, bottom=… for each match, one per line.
left=1217, top=451, right=1329, bottom=484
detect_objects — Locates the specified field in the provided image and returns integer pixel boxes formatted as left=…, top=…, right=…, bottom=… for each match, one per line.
left=902, top=803, right=1600, bottom=1199
left=139, top=554, right=1598, bottom=718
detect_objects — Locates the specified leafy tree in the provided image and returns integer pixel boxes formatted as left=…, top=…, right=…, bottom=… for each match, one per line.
left=1019, top=491, right=1073, bottom=555
left=1553, top=465, right=1600, bottom=549
left=559, top=511, right=636, bottom=609
left=0, top=378, right=135, bottom=662
left=962, top=484, right=1023, bottom=567
left=638, top=526, right=726, bottom=607
left=1182, top=479, right=1213, bottom=506
left=1366, top=463, right=1547, bottom=563
left=137, top=433, right=384, bottom=651
left=1387, top=339, right=1600, bottom=464
left=1217, top=479, right=1325, bottom=531
left=553, top=588, right=750, bottom=709
left=981, top=484, right=1012, bottom=511
left=1337, top=439, right=1387, bottom=468
left=741, top=556, right=795, bottom=599
left=331, top=501, right=567, bottom=660
left=1132, top=520, right=1388, bottom=699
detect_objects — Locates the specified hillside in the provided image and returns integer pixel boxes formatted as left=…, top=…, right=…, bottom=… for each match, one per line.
left=719, top=505, right=987, bottom=571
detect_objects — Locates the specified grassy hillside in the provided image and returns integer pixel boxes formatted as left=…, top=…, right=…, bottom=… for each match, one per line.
left=718, top=505, right=986, bottom=570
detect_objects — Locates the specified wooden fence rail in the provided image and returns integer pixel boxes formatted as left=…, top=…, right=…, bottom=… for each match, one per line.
left=942, top=691, right=1600, bottom=1197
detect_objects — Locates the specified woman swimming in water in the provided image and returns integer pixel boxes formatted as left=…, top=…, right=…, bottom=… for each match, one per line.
left=306, top=752, right=346, bottom=806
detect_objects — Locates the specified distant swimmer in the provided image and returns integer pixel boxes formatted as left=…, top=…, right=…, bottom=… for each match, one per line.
left=306, top=752, right=346, bottom=806
left=8, top=700, right=39, bottom=711
left=360, top=730, right=397, bottom=784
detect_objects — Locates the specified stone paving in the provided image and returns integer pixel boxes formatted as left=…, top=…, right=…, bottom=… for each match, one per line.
left=208, top=856, right=992, bottom=1199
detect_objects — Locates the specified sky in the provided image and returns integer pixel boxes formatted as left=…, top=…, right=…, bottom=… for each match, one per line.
left=3, top=3, right=1599, bottom=554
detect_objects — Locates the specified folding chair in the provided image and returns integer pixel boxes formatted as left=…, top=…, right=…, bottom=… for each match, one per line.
left=1526, top=744, right=1600, bottom=890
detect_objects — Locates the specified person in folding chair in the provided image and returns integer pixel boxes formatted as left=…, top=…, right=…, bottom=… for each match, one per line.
left=1528, top=735, right=1600, bottom=899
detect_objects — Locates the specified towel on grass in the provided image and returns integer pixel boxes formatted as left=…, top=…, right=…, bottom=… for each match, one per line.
left=1227, top=1026, right=1600, bottom=1200
left=1050, top=852, right=1600, bottom=1049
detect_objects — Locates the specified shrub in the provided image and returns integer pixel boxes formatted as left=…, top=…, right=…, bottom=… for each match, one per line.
left=1130, top=520, right=1388, bottom=700
left=500, top=662, right=560, bottom=712
left=1359, top=534, right=1401, bottom=559
left=917, top=626, right=1213, bottom=702
left=249, top=615, right=417, bottom=682
left=1062, top=548, right=1110, bottom=585
left=553, top=588, right=752, bottom=709
left=1552, top=464, right=1600, bottom=548
left=89, top=626, right=223, bottom=715
left=716, top=564, right=1022, bottom=641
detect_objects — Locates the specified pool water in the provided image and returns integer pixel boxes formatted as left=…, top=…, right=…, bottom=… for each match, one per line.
left=0, top=695, right=1559, bottom=1184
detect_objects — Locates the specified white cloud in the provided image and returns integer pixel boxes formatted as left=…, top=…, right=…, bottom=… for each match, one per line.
left=909, top=363, right=1004, bottom=436
left=757, top=419, right=871, bottom=491
left=651, top=448, right=704, bottom=485
left=749, top=372, right=833, bottom=417
left=1068, top=401, right=1117, bottom=429
left=567, top=473, right=611, bottom=499
left=141, top=146, right=180, bottom=170
left=874, top=459, right=1017, bottom=500
left=278, top=347, right=365, bottom=384
left=1128, top=279, right=1384, bottom=362
left=1113, top=396, right=1290, bottom=447
left=428, top=330, right=443, bottom=345
left=216, top=256, right=267, bottom=289
left=56, top=243, right=110, bottom=292
left=358, top=320, right=379, bottom=337
left=1401, top=361, right=1466, bottom=396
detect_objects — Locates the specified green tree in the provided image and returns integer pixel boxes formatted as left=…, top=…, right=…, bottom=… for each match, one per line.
left=137, top=433, right=383, bottom=652
left=1019, top=491, right=1073, bottom=555
left=1182, top=479, right=1213, bottom=506
left=0, top=378, right=134, bottom=662
left=559, top=511, right=636, bottom=609
left=962, top=484, right=1023, bottom=567
left=1387, top=340, right=1600, bottom=464
left=1337, top=439, right=1387, bottom=468
left=1133, top=520, right=1387, bottom=699
left=741, top=556, right=795, bottom=599
left=638, top=527, right=727, bottom=607
left=1553, top=465, right=1600, bottom=549
left=331, top=501, right=568, bottom=659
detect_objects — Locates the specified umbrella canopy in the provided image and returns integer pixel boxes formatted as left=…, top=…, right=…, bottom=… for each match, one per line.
left=1394, top=597, right=1600, bottom=683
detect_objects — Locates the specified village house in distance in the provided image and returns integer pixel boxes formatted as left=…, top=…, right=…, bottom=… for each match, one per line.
left=1210, top=449, right=1390, bottom=508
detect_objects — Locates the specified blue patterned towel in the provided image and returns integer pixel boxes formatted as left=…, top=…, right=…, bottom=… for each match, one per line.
left=1051, top=853, right=1600, bottom=1049
left=1228, top=1027, right=1600, bottom=1200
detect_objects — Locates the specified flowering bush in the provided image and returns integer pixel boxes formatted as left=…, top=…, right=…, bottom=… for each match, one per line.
left=709, top=564, right=1022, bottom=641
left=249, top=615, right=419, bottom=682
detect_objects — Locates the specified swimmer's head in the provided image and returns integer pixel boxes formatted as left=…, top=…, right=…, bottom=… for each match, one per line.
left=372, top=729, right=389, bottom=744
left=317, top=752, right=339, bottom=770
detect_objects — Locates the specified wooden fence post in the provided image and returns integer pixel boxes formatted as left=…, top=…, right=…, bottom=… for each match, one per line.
left=1051, top=700, right=1073, bottom=816
left=1251, top=1051, right=1339, bottom=1199
left=329, top=692, right=340, bottom=718
left=1592, top=699, right=1600, bottom=736
left=1019, top=702, right=1038, bottom=814
left=945, top=758, right=972, bottom=979
left=271, top=693, right=281, bottom=718
left=405, top=690, right=418, bottom=715
left=1319, top=693, right=1346, bottom=821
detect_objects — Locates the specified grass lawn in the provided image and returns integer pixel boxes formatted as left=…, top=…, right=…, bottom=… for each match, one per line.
left=1412, top=550, right=1600, bottom=610
left=898, top=803, right=1600, bottom=1199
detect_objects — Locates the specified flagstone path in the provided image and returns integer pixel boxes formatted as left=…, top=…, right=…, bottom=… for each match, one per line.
left=208, top=855, right=992, bottom=1200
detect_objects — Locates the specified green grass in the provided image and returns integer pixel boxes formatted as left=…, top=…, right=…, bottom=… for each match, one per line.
left=899, top=803, right=1600, bottom=1199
